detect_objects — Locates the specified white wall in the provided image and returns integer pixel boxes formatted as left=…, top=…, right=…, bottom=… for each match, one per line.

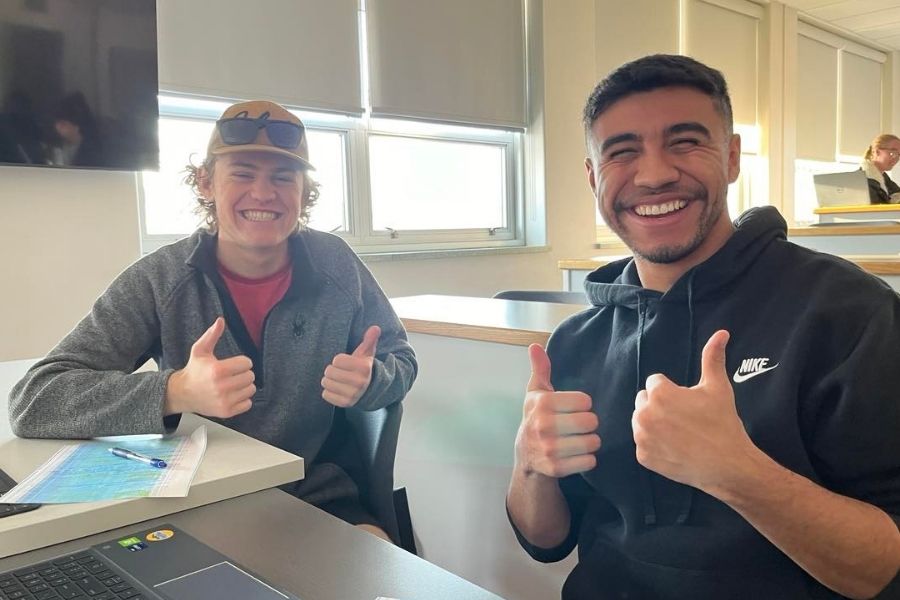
left=0, top=1, right=599, bottom=361
left=0, top=167, right=141, bottom=360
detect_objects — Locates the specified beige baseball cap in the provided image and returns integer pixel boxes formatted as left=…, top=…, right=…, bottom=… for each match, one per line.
left=207, top=100, right=314, bottom=170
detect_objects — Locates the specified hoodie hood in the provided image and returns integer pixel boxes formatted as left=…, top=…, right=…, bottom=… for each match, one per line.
left=585, top=206, right=787, bottom=307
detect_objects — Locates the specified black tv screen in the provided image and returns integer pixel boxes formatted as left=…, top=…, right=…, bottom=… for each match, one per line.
left=0, top=0, right=158, bottom=171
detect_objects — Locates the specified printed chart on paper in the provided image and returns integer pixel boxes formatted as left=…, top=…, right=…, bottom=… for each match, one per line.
left=0, top=426, right=206, bottom=503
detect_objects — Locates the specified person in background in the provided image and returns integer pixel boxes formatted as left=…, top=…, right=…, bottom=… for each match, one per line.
left=9, top=99, right=417, bottom=541
left=507, top=54, right=900, bottom=599
left=52, top=92, right=103, bottom=167
left=862, top=133, right=900, bottom=204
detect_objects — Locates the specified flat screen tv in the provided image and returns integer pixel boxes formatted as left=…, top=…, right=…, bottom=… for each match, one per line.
left=0, top=0, right=158, bottom=171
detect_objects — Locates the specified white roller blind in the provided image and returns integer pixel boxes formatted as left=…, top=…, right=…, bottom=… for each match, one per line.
left=594, top=0, right=679, bottom=80
left=839, top=51, right=883, bottom=158
left=797, top=34, right=838, bottom=161
left=157, top=0, right=362, bottom=114
left=366, top=0, right=527, bottom=128
left=684, top=0, right=761, bottom=127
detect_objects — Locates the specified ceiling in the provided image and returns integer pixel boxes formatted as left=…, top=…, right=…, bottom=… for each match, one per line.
left=781, top=1, right=900, bottom=51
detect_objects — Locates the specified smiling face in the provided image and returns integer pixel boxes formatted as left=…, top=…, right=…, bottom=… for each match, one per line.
left=585, top=86, right=740, bottom=267
left=873, top=140, right=900, bottom=173
left=200, top=151, right=305, bottom=271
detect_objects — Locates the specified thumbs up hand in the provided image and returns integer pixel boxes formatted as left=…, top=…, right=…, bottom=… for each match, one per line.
left=632, top=330, right=756, bottom=491
left=165, top=317, right=256, bottom=418
left=322, top=325, right=381, bottom=408
left=514, top=344, right=601, bottom=480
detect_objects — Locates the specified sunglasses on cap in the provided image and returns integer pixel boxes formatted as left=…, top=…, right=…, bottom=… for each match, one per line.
left=216, top=111, right=304, bottom=150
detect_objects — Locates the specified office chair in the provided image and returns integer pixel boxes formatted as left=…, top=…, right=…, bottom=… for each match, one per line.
left=492, top=289, right=589, bottom=304
left=345, top=401, right=417, bottom=554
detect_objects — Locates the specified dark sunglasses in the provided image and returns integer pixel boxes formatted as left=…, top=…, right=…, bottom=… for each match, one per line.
left=217, top=112, right=304, bottom=150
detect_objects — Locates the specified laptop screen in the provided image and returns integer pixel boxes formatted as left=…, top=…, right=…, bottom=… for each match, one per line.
left=813, top=170, right=870, bottom=207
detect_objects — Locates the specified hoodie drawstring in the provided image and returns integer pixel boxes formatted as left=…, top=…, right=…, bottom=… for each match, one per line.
left=673, top=269, right=698, bottom=525
left=638, top=271, right=698, bottom=528
left=636, top=295, right=657, bottom=526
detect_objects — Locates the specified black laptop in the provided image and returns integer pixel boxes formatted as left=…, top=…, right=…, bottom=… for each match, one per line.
left=0, top=524, right=301, bottom=600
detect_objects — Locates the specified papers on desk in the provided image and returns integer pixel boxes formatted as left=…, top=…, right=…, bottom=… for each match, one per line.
left=0, top=426, right=206, bottom=503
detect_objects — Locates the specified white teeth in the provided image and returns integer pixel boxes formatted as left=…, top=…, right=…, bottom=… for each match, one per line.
left=242, top=210, right=279, bottom=221
left=634, top=199, right=687, bottom=216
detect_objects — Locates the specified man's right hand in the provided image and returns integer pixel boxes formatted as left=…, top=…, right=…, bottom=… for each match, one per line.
left=514, top=344, right=601, bottom=479
left=164, top=317, right=256, bottom=418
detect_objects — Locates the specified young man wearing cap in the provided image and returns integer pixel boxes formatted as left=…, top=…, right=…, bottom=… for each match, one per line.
left=10, top=100, right=417, bottom=540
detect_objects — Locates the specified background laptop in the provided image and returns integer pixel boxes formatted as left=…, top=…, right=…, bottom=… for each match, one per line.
left=0, top=524, right=300, bottom=600
left=813, top=170, right=871, bottom=207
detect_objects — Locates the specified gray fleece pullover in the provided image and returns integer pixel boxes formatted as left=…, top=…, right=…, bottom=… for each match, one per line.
left=9, top=228, right=417, bottom=504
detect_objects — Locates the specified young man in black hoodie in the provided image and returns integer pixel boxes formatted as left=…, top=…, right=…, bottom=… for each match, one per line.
left=507, top=54, right=900, bottom=599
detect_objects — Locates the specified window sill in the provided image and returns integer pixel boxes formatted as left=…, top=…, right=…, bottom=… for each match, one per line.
left=359, top=244, right=550, bottom=263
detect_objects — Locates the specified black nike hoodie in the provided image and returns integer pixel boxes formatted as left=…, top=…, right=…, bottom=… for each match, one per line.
left=513, top=207, right=900, bottom=599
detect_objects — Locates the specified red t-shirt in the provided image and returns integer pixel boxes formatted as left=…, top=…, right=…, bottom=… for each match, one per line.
left=218, top=262, right=292, bottom=348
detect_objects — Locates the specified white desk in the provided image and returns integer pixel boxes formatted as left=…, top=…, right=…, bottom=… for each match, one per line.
left=1, top=359, right=304, bottom=558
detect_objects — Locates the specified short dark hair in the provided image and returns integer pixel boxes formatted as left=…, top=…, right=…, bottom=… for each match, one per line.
left=582, top=54, right=734, bottom=141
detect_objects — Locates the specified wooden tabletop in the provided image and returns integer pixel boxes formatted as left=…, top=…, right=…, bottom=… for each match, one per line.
left=813, top=204, right=899, bottom=214
left=558, top=255, right=900, bottom=276
left=840, top=255, right=900, bottom=275
left=789, top=224, right=900, bottom=236
left=391, top=294, right=587, bottom=346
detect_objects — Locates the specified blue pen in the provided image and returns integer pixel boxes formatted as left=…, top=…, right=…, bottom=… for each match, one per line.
left=109, top=447, right=168, bottom=469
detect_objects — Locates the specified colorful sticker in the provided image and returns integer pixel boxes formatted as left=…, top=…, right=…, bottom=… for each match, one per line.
left=146, top=529, right=175, bottom=542
left=127, top=542, right=148, bottom=552
left=117, top=537, right=142, bottom=548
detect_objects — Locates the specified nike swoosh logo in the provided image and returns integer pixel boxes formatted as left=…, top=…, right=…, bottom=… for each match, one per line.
left=732, top=364, right=779, bottom=383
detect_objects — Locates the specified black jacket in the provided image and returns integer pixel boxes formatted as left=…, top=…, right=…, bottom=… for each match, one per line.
left=867, top=171, right=900, bottom=204
left=514, top=207, right=900, bottom=599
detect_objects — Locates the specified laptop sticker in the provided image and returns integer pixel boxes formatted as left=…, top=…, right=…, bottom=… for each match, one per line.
left=146, top=529, right=175, bottom=542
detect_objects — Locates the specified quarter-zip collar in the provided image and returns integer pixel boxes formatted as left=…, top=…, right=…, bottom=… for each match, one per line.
left=185, top=229, right=328, bottom=387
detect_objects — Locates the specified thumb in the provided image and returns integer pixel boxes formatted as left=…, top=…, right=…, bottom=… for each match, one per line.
left=526, top=343, right=554, bottom=392
left=352, top=325, right=381, bottom=358
left=191, top=317, right=225, bottom=358
left=697, top=329, right=730, bottom=389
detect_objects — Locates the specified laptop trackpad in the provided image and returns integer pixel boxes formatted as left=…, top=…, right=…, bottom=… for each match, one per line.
left=156, top=562, right=292, bottom=599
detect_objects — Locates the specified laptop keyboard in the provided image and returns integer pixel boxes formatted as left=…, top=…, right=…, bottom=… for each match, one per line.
left=0, top=551, right=146, bottom=600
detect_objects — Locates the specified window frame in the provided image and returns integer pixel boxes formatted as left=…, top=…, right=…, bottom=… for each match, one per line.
left=139, top=96, right=526, bottom=255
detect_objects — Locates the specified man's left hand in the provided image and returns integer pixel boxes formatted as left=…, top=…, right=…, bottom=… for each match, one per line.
left=632, top=329, right=757, bottom=492
left=322, top=325, right=381, bottom=408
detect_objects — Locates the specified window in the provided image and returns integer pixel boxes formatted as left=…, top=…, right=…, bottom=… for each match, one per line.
left=144, top=0, right=534, bottom=256
left=139, top=98, right=523, bottom=254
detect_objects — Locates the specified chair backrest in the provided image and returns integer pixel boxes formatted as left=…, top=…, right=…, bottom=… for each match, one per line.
left=344, top=401, right=403, bottom=544
left=493, top=289, right=588, bottom=304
